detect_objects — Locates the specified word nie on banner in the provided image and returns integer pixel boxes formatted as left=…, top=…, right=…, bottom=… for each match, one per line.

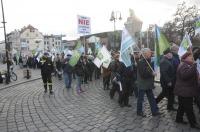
left=77, top=15, right=91, bottom=34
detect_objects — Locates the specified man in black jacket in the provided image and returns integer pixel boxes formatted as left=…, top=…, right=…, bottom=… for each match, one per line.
left=39, top=52, right=54, bottom=94
left=156, top=49, right=177, bottom=111
left=116, top=61, right=133, bottom=107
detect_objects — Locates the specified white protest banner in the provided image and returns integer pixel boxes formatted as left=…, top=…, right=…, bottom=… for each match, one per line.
left=77, top=15, right=91, bottom=34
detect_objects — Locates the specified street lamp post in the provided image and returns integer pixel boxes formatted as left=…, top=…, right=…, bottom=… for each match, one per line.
left=1, top=0, right=10, bottom=84
left=110, top=11, right=122, bottom=51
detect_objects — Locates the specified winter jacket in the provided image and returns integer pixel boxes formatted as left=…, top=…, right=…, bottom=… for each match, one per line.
left=174, top=61, right=198, bottom=97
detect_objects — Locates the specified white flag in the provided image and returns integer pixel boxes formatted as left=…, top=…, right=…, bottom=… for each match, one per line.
left=103, top=57, right=111, bottom=68
left=178, top=32, right=192, bottom=57
left=93, top=46, right=111, bottom=68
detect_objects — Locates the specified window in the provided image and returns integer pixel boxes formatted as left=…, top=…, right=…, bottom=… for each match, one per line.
left=36, top=34, right=38, bottom=37
left=27, top=40, right=29, bottom=43
left=52, top=39, right=54, bottom=42
left=26, top=33, right=29, bottom=37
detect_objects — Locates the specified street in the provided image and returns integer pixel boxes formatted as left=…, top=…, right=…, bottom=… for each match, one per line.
left=0, top=64, right=200, bottom=132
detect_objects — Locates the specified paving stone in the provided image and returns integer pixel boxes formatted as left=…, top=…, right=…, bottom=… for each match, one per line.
left=0, top=67, right=199, bottom=132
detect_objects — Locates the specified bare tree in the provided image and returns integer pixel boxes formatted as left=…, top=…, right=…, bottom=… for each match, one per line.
left=173, top=1, right=199, bottom=40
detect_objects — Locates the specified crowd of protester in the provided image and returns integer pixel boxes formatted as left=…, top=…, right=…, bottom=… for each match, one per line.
left=2, top=45, right=200, bottom=130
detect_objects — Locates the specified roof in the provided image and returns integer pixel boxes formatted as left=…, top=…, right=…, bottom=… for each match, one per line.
left=20, top=24, right=37, bottom=34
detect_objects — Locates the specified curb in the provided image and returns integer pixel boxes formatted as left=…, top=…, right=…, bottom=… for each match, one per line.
left=0, top=77, right=42, bottom=91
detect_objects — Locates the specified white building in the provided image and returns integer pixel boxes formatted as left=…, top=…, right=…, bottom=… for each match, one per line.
left=44, top=34, right=65, bottom=51
left=7, top=25, right=44, bottom=52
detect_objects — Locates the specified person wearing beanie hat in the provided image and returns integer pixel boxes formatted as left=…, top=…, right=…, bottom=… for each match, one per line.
left=156, top=48, right=177, bottom=111
left=181, top=51, right=191, bottom=61
left=174, top=51, right=200, bottom=130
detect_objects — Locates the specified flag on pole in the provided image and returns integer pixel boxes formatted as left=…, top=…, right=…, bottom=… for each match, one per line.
left=69, top=41, right=84, bottom=66
left=154, top=24, right=170, bottom=71
left=103, top=57, right=111, bottom=68
left=178, top=32, right=192, bottom=57
left=196, top=59, right=200, bottom=74
left=93, top=46, right=111, bottom=68
left=119, top=27, right=135, bottom=67
left=95, top=37, right=101, bottom=53
left=195, top=17, right=200, bottom=36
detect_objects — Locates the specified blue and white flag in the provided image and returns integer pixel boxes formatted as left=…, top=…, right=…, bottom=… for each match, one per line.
left=178, top=32, right=192, bottom=57
left=196, top=59, right=200, bottom=74
left=119, top=27, right=136, bottom=67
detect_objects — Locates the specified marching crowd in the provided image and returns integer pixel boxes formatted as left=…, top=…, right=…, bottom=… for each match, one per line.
left=4, top=44, right=200, bottom=130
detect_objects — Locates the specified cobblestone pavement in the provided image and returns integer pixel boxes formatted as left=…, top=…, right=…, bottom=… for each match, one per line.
left=0, top=64, right=200, bottom=132
left=0, top=63, right=41, bottom=90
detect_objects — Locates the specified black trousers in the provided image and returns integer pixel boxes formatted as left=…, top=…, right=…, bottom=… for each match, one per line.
left=110, top=83, right=119, bottom=99
left=118, top=78, right=132, bottom=105
left=176, top=96, right=197, bottom=126
left=129, top=81, right=138, bottom=97
left=156, top=86, right=174, bottom=109
left=42, top=74, right=52, bottom=90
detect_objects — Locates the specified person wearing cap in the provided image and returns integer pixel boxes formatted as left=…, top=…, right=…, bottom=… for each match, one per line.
left=173, top=51, right=200, bottom=129
left=62, top=53, right=73, bottom=89
left=39, top=52, right=54, bottom=94
left=155, top=49, right=177, bottom=111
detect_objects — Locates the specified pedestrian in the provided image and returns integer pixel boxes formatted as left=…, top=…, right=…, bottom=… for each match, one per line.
left=39, top=52, right=54, bottom=94
left=173, top=51, right=200, bottom=130
left=137, top=48, right=162, bottom=117
left=13, top=55, right=17, bottom=65
left=110, top=53, right=120, bottom=99
left=54, top=53, right=63, bottom=80
left=75, top=55, right=86, bottom=93
left=18, top=56, right=23, bottom=69
left=87, top=56, right=95, bottom=81
left=62, top=54, right=73, bottom=89
left=116, top=61, right=134, bottom=107
left=22, top=56, right=27, bottom=68
left=156, top=49, right=177, bottom=111
left=102, top=62, right=111, bottom=90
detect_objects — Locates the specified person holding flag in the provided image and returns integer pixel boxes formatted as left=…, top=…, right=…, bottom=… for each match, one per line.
left=137, top=48, right=162, bottom=117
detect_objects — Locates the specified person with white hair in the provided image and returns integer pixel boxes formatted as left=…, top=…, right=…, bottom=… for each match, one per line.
left=137, top=48, right=162, bottom=117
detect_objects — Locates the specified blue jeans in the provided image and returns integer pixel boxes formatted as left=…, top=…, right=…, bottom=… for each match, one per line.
left=64, top=72, right=72, bottom=88
left=76, top=75, right=83, bottom=90
left=137, top=89, right=158, bottom=114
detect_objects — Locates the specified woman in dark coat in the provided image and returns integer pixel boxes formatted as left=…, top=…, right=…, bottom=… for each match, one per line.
left=173, top=51, right=200, bottom=130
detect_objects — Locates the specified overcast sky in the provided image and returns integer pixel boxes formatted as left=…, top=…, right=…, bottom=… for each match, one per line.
left=0, top=0, right=199, bottom=40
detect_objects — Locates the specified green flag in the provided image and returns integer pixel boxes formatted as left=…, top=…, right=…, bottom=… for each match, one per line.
left=154, top=25, right=170, bottom=71
left=69, top=41, right=84, bottom=66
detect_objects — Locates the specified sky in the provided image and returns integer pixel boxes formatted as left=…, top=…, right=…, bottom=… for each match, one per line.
left=0, top=0, right=199, bottom=40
